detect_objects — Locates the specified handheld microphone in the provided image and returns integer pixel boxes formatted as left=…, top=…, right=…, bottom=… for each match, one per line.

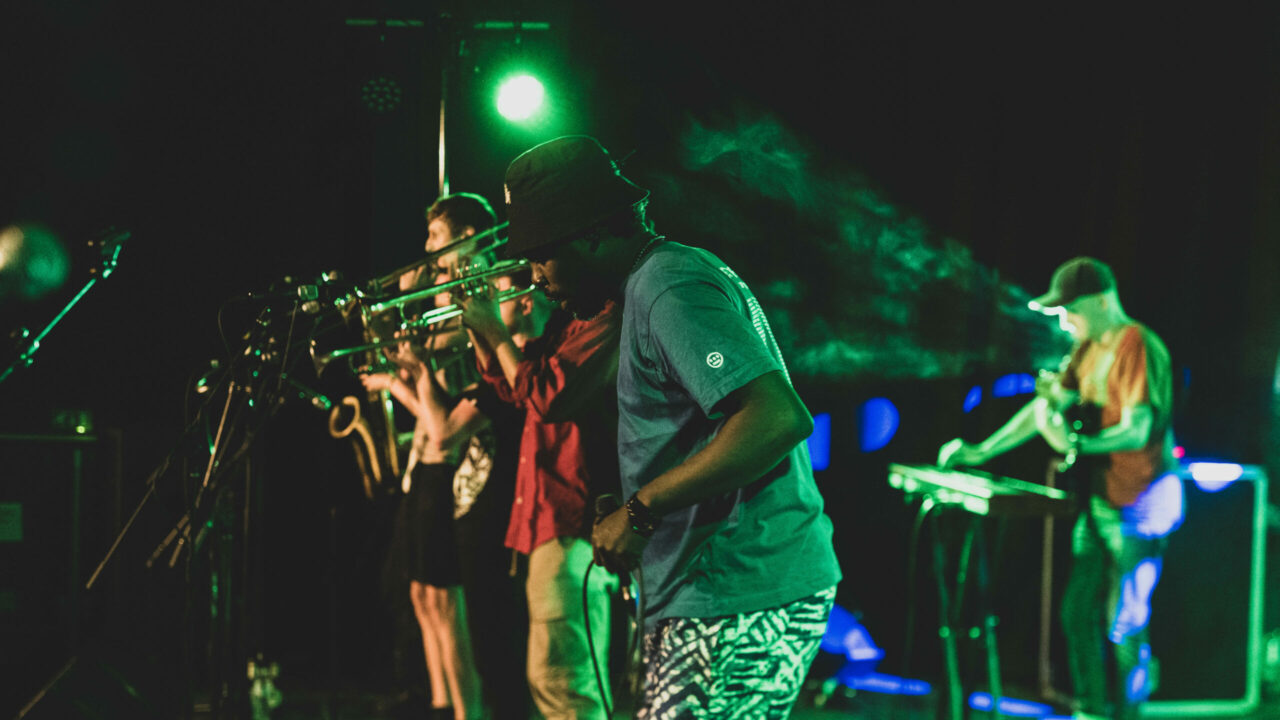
left=594, top=493, right=621, bottom=522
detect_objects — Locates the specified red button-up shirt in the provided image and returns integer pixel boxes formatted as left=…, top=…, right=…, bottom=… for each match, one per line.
left=481, top=303, right=621, bottom=555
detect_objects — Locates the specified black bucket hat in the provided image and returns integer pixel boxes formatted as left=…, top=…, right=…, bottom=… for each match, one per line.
left=502, top=135, right=649, bottom=257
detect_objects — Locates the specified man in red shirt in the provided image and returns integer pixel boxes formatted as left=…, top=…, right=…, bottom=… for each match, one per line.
left=462, top=274, right=621, bottom=718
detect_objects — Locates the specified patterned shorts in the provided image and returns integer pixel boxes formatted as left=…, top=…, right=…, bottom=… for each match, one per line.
left=637, top=586, right=836, bottom=720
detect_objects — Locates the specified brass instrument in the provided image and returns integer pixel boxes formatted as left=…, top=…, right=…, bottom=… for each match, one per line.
left=310, top=259, right=534, bottom=375
left=366, top=221, right=509, bottom=298
left=317, top=251, right=533, bottom=499
left=327, top=394, right=397, bottom=500
left=365, top=258, right=531, bottom=314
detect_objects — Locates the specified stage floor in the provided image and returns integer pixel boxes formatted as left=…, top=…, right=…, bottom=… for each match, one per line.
left=241, top=683, right=1280, bottom=720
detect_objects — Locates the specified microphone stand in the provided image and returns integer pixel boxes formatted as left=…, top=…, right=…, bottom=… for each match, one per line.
left=0, top=229, right=128, bottom=386
left=81, top=295, right=305, bottom=718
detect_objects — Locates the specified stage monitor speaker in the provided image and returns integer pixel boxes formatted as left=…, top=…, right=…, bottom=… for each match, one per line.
left=1143, top=464, right=1267, bottom=718
left=0, top=432, right=118, bottom=716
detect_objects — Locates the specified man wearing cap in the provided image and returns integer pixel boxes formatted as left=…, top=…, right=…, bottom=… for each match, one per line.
left=939, top=257, right=1179, bottom=720
left=498, top=135, right=841, bottom=718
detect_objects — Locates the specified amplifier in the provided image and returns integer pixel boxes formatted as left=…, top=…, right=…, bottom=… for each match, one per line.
left=1143, top=464, right=1268, bottom=717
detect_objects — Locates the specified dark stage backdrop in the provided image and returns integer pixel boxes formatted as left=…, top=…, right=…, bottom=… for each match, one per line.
left=1, top=0, right=1278, bottom=708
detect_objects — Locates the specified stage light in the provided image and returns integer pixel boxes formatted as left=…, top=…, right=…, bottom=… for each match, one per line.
left=820, top=604, right=885, bottom=665
left=1188, top=461, right=1244, bottom=492
left=837, top=670, right=932, bottom=696
left=967, top=692, right=1055, bottom=717
left=859, top=397, right=898, bottom=452
left=963, top=385, right=982, bottom=413
left=992, top=373, right=1035, bottom=398
left=360, top=76, right=402, bottom=114
left=807, top=412, right=831, bottom=471
left=496, top=74, right=545, bottom=122
left=0, top=224, right=69, bottom=301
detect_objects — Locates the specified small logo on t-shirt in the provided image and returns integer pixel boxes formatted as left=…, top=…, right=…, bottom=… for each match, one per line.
left=706, top=352, right=724, bottom=368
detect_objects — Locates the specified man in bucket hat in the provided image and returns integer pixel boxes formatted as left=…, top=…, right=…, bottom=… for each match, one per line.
left=939, top=257, right=1179, bottom=720
left=498, top=135, right=842, bottom=718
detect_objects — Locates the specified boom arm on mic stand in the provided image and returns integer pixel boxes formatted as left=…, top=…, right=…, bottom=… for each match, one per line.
left=0, top=227, right=129, bottom=386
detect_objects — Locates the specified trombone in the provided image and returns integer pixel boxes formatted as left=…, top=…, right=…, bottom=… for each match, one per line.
left=366, top=222, right=510, bottom=297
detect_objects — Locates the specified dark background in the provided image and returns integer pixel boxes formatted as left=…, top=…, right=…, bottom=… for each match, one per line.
left=1, top=0, right=1278, bottom=714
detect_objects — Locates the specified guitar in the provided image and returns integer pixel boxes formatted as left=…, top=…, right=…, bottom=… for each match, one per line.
left=1036, top=369, right=1101, bottom=505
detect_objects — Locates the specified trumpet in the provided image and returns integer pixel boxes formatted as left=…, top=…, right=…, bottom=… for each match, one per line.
left=310, top=324, right=479, bottom=377
left=309, top=259, right=537, bottom=376
left=365, top=258, right=531, bottom=314
left=404, top=283, right=539, bottom=328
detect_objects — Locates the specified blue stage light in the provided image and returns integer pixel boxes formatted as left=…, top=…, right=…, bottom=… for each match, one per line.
left=807, top=412, right=831, bottom=471
left=992, top=373, right=1035, bottom=398
left=967, top=692, right=1055, bottom=717
left=963, top=385, right=982, bottom=413
left=820, top=605, right=885, bottom=664
left=859, top=397, right=899, bottom=452
left=837, top=669, right=932, bottom=696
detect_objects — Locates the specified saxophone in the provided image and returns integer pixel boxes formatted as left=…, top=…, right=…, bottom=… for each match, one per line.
left=319, top=297, right=406, bottom=501
left=327, top=387, right=401, bottom=501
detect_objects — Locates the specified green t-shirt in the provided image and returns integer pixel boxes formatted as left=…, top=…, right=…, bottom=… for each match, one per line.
left=618, top=241, right=841, bottom=627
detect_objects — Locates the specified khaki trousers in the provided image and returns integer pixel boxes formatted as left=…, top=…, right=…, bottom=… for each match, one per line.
left=526, top=536, right=617, bottom=720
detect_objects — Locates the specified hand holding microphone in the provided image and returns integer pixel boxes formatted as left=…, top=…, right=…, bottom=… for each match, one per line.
left=591, top=492, right=654, bottom=575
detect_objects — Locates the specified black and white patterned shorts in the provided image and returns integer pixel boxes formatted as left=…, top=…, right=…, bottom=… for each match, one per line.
left=637, top=586, right=836, bottom=720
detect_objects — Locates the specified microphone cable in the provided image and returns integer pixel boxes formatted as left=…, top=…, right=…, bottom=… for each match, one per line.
left=583, top=494, right=649, bottom=716
left=583, top=559, right=645, bottom=720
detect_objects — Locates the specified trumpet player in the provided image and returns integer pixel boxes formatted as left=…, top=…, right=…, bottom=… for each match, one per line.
left=459, top=248, right=623, bottom=717
left=361, top=192, right=510, bottom=720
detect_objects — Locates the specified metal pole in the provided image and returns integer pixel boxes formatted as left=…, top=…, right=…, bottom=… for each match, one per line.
left=974, top=517, right=1004, bottom=718
left=438, top=14, right=450, bottom=197
left=928, top=509, right=963, bottom=720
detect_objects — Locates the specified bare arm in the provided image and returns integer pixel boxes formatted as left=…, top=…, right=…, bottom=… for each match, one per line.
left=636, top=370, right=812, bottom=514
left=592, top=370, right=812, bottom=572
left=461, top=293, right=525, bottom=387
left=938, top=397, right=1041, bottom=468
left=1077, top=404, right=1154, bottom=454
left=361, top=371, right=421, bottom=416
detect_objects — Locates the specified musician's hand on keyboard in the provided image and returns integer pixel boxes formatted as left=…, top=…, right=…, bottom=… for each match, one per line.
left=938, top=438, right=985, bottom=468
left=1033, top=397, right=1072, bottom=453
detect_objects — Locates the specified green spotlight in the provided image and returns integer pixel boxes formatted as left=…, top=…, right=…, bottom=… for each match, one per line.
left=496, top=74, right=545, bottom=122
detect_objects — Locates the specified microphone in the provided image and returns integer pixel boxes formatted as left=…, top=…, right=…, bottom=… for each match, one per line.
left=88, top=227, right=130, bottom=276
left=594, top=493, right=621, bottom=522
left=245, top=280, right=320, bottom=302
left=245, top=271, right=348, bottom=314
